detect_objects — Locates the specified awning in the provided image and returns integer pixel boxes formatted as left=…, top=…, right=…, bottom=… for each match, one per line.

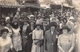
left=24, top=3, right=40, bottom=8
left=50, top=4, right=61, bottom=9
left=0, top=1, right=40, bottom=8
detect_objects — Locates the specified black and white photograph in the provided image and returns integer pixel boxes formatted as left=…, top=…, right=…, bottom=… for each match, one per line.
left=0, top=0, right=80, bottom=52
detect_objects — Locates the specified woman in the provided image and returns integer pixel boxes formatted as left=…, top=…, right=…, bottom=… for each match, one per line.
left=57, top=26, right=75, bottom=52
left=11, top=21, right=22, bottom=52
left=31, top=24, right=44, bottom=52
left=0, top=29, right=13, bottom=52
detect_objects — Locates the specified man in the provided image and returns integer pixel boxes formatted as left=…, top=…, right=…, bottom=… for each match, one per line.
left=42, top=19, right=48, bottom=31
left=26, top=22, right=35, bottom=52
left=21, top=21, right=29, bottom=52
left=45, top=22, right=58, bottom=52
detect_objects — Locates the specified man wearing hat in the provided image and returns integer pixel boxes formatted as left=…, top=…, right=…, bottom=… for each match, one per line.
left=31, top=24, right=44, bottom=52
left=26, top=22, right=35, bottom=52
left=21, top=20, right=29, bottom=52
left=45, top=22, right=58, bottom=52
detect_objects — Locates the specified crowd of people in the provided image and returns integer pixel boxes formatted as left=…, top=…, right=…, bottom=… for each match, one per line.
left=0, top=8, right=79, bottom=52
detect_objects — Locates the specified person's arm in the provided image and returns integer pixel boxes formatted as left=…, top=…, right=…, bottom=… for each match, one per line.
left=10, top=40, right=13, bottom=50
left=57, top=35, right=65, bottom=52
left=32, top=30, right=37, bottom=44
left=32, top=30, right=35, bottom=40
left=7, top=37, right=13, bottom=51
left=0, top=38, right=4, bottom=52
left=41, top=30, right=44, bottom=40
left=68, top=34, right=75, bottom=52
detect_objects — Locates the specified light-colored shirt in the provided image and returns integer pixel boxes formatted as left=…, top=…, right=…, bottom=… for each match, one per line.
left=22, top=25, right=28, bottom=32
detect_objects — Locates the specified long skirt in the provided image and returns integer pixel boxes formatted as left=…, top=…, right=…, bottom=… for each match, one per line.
left=31, top=44, right=40, bottom=52
left=12, top=35, right=22, bottom=51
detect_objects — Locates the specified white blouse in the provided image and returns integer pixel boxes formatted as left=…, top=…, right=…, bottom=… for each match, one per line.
left=12, top=27, right=20, bottom=35
left=32, top=29, right=43, bottom=40
left=0, top=36, right=13, bottom=52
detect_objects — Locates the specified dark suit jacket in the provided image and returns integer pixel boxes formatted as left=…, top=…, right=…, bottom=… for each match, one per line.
left=45, top=29, right=58, bottom=52
left=26, top=26, right=34, bottom=43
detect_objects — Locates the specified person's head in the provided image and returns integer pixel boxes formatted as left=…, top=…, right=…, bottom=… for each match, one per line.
left=61, top=26, right=70, bottom=34
left=13, top=21, right=18, bottom=25
left=43, top=20, right=47, bottom=26
left=2, top=14, right=5, bottom=18
left=37, top=15, right=41, bottom=19
left=50, top=26, right=56, bottom=31
left=6, top=23, right=10, bottom=27
left=12, top=21, right=19, bottom=29
left=60, top=20, right=64, bottom=23
left=30, top=15, right=34, bottom=20
left=49, top=22, right=57, bottom=31
left=24, top=21, right=29, bottom=25
left=31, top=22, right=35, bottom=26
left=1, top=21, right=5, bottom=26
left=35, top=24, right=42, bottom=30
left=16, top=12, right=19, bottom=15
left=10, top=13, right=14, bottom=17
left=0, top=29, right=9, bottom=38
left=24, top=21, right=28, bottom=25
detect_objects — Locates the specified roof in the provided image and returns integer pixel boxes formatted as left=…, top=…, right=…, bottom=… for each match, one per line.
left=0, top=1, right=26, bottom=8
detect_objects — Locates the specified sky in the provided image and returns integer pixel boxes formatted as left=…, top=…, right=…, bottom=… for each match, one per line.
left=38, top=0, right=80, bottom=5
left=38, top=0, right=80, bottom=10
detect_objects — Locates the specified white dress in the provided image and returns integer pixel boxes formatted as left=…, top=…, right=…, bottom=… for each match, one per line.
left=58, top=34, right=75, bottom=52
left=31, top=29, right=43, bottom=52
left=12, top=27, right=22, bottom=51
left=0, top=36, right=13, bottom=52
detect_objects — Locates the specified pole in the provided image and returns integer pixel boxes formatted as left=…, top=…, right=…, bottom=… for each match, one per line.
left=43, top=26, right=46, bottom=52
left=61, top=3, right=63, bottom=16
left=0, top=7, right=1, bottom=18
